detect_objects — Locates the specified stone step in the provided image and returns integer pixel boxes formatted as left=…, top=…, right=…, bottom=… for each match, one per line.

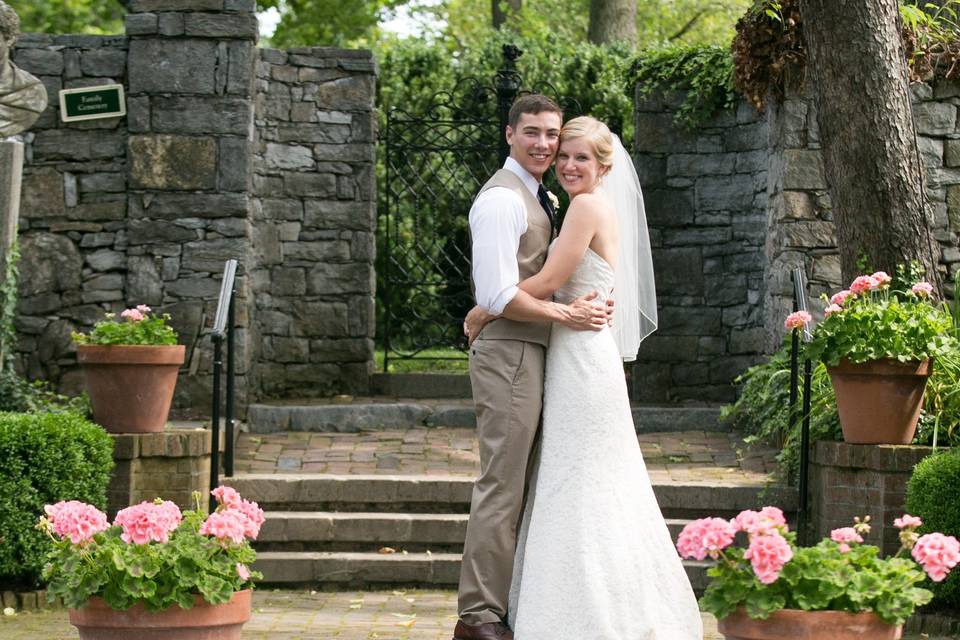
left=247, top=401, right=727, bottom=433
left=230, top=474, right=798, bottom=518
left=253, top=550, right=713, bottom=593
left=257, top=513, right=700, bottom=553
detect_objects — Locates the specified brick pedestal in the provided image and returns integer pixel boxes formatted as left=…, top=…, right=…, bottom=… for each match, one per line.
left=810, top=441, right=933, bottom=555
left=107, top=427, right=217, bottom=517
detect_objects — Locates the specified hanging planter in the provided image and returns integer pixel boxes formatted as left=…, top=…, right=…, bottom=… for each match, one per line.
left=827, top=357, right=931, bottom=444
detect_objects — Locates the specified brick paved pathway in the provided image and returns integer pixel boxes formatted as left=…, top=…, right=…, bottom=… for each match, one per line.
left=0, top=589, right=723, bottom=639
left=233, top=428, right=781, bottom=485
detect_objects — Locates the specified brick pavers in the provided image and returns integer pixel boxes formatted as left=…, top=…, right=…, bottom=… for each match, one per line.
left=0, top=589, right=723, bottom=639
left=233, top=428, right=781, bottom=485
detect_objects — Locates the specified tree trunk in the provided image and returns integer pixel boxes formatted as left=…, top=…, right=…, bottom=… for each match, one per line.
left=588, top=0, right=637, bottom=46
left=492, top=0, right=522, bottom=30
left=799, top=0, right=941, bottom=288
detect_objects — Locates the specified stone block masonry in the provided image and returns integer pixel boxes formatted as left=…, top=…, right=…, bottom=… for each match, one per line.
left=250, top=48, right=377, bottom=398
left=13, top=1, right=378, bottom=410
left=810, top=441, right=932, bottom=556
left=107, top=428, right=218, bottom=517
left=634, top=80, right=960, bottom=400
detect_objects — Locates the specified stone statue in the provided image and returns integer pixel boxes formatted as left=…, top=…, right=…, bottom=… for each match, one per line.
left=0, top=1, right=46, bottom=138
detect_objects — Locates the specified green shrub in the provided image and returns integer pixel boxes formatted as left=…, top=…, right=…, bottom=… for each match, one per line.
left=0, top=411, right=114, bottom=589
left=906, top=449, right=960, bottom=612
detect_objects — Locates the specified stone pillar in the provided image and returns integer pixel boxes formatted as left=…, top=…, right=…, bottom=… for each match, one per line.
left=0, top=139, right=22, bottom=275
left=810, top=441, right=932, bottom=556
left=107, top=427, right=217, bottom=516
left=123, top=0, right=258, bottom=409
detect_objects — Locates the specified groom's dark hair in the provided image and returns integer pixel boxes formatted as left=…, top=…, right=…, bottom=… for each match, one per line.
left=508, top=94, right=562, bottom=129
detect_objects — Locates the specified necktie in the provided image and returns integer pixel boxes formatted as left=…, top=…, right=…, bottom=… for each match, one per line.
left=537, top=184, right=556, bottom=232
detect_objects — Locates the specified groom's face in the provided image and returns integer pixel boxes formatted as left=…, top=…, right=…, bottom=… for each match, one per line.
left=506, top=111, right=562, bottom=182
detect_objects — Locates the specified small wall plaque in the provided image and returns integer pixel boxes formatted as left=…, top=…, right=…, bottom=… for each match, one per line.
left=59, top=84, right=126, bottom=123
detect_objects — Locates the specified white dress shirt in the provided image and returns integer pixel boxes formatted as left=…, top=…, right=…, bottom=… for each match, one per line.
left=469, top=157, right=542, bottom=314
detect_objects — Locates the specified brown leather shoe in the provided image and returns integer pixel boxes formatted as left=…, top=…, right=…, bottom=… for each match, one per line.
left=452, top=619, right=514, bottom=640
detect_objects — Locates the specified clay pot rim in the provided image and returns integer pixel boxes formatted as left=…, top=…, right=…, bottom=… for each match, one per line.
left=69, top=588, right=251, bottom=628
left=829, top=357, right=931, bottom=377
left=77, top=343, right=186, bottom=366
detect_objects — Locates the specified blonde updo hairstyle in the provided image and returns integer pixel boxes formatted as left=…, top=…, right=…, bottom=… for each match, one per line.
left=559, top=116, right=614, bottom=176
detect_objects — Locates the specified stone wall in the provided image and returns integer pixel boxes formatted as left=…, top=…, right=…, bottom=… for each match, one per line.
left=810, top=441, right=932, bottom=556
left=632, top=92, right=769, bottom=402
left=634, top=80, right=960, bottom=400
left=250, top=48, right=376, bottom=398
left=12, top=0, right=377, bottom=409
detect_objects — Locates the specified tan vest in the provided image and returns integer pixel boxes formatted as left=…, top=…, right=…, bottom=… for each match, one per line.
left=472, top=169, right=554, bottom=346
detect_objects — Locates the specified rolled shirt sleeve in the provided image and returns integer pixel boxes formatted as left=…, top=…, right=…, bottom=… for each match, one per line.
left=469, top=187, right=528, bottom=315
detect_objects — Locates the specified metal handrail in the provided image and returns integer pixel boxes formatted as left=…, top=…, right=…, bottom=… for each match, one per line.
left=209, top=259, right=238, bottom=512
left=790, top=267, right=813, bottom=546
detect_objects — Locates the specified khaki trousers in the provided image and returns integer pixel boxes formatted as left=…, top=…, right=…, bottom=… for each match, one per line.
left=458, top=337, right=545, bottom=625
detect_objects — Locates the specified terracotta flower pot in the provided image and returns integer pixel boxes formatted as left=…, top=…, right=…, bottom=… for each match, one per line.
left=827, top=358, right=931, bottom=444
left=77, top=344, right=185, bottom=434
left=68, top=589, right=251, bottom=640
left=718, top=607, right=902, bottom=640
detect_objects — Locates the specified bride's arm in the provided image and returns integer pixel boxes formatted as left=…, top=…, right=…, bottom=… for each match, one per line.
left=518, top=194, right=602, bottom=299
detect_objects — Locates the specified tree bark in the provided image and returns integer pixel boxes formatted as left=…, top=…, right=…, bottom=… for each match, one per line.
left=492, top=0, right=522, bottom=30
left=588, top=0, right=637, bottom=46
left=799, top=0, right=941, bottom=288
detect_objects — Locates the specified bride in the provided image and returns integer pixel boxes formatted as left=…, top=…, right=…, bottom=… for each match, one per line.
left=465, top=116, right=703, bottom=639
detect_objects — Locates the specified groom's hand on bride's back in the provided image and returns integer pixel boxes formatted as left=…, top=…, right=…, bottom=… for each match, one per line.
left=563, top=291, right=609, bottom=331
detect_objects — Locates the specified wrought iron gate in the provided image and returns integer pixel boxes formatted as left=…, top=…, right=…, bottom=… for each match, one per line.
left=378, top=45, right=578, bottom=370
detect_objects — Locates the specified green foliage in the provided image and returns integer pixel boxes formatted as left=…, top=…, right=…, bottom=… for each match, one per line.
left=906, top=450, right=960, bottom=611
left=0, top=411, right=113, bottom=589
left=13, top=0, right=125, bottom=36
left=720, top=341, right=841, bottom=481
left=630, top=44, right=737, bottom=129
left=804, top=284, right=954, bottom=368
left=43, top=495, right=261, bottom=611
left=700, top=530, right=933, bottom=625
left=257, top=0, right=408, bottom=48
left=723, top=338, right=960, bottom=481
left=73, top=308, right=178, bottom=346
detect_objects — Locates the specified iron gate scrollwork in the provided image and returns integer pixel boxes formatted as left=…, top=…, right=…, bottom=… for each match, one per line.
left=378, top=45, right=580, bottom=370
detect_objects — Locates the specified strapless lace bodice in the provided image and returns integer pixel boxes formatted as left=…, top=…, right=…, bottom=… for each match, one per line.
left=553, top=244, right=615, bottom=305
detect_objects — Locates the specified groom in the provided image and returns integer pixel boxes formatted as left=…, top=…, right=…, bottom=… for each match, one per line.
left=454, top=95, right=610, bottom=640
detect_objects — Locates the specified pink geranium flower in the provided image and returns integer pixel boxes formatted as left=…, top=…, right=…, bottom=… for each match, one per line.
left=232, top=499, right=266, bottom=540
left=871, top=271, right=892, bottom=287
left=733, top=507, right=787, bottom=536
left=911, top=282, right=934, bottom=297
left=676, top=517, right=737, bottom=561
left=838, top=543, right=851, bottom=554
left=135, top=304, right=152, bottom=314
left=830, top=290, right=855, bottom=306
left=784, top=311, right=812, bottom=331
left=236, top=563, right=251, bottom=581
left=200, top=509, right=248, bottom=545
left=912, top=533, right=960, bottom=582
left=744, top=533, right=793, bottom=584
left=120, top=308, right=145, bottom=322
left=114, top=501, right=182, bottom=545
left=824, top=304, right=843, bottom=317
left=831, top=527, right=864, bottom=544
left=850, top=275, right=879, bottom=294
left=43, top=501, right=110, bottom=545
left=211, top=486, right=243, bottom=509
left=895, top=514, right=923, bottom=530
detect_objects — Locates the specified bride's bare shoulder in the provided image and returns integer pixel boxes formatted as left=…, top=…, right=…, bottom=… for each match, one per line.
left=568, top=192, right=614, bottom=215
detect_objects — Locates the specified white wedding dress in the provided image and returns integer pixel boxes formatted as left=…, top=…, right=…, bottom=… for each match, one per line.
left=507, top=246, right=703, bottom=639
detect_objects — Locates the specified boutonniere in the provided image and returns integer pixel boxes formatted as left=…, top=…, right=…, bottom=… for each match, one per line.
left=546, top=190, right=559, bottom=210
